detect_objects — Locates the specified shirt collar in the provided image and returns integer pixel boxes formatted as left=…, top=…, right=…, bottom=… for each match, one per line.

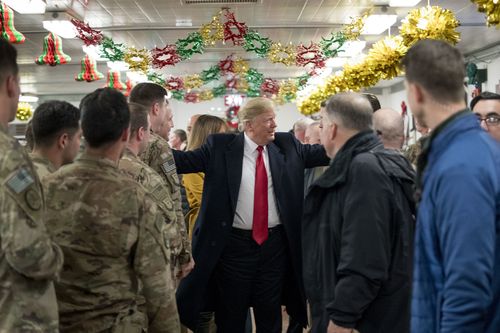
left=243, top=132, right=266, bottom=154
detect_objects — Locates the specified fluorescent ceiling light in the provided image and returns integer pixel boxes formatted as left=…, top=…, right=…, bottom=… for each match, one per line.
left=107, top=61, right=129, bottom=71
left=176, top=19, right=192, bottom=27
left=389, top=0, right=422, bottom=7
left=42, top=19, right=76, bottom=39
left=338, top=41, right=367, bottom=57
left=127, top=71, right=147, bottom=83
left=19, top=95, right=39, bottom=103
left=361, top=15, right=398, bottom=35
left=3, top=0, right=46, bottom=14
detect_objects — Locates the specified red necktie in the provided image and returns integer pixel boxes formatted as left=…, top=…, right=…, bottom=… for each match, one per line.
left=253, top=146, right=268, bottom=245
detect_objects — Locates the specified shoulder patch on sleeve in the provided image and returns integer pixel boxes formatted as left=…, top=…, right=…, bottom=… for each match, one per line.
left=161, top=158, right=176, bottom=175
left=6, top=168, right=34, bottom=194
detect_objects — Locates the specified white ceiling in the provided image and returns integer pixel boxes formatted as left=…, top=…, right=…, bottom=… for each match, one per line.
left=9, top=0, right=500, bottom=99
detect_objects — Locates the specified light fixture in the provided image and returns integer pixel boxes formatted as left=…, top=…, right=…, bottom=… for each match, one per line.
left=3, top=0, right=46, bottom=14
left=107, top=61, right=130, bottom=71
left=82, top=45, right=108, bottom=61
left=126, top=71, right=147, bottom=83
left=42, top=10, right=78, bottom=38
left=176, top=19, right=192, bottom=27
left=19, top=95, right=39, bottom=103
left=389, top=0, right=422, bottom=7
left=361, top=14, right=398, bottom=35
left=338, top=41, right=367, bottom=57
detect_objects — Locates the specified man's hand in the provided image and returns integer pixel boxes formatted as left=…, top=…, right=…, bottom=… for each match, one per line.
left=327, top=321, right=354, bottom=333
left=176, top=257, right=195, bottom=279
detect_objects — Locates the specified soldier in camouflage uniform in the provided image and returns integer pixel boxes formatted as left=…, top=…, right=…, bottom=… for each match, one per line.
left=0, top=38, right=63, bottom=333
left=43, top=88, right=180, bottom=333
left=29, top=100, right=81, bottom=180
left=129, top=83, right=193, bottom=279
left=119, top=103, right=179, bottom=279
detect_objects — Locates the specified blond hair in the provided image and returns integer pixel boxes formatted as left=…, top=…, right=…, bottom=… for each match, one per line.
left=238, top=97, right=275, bottom=131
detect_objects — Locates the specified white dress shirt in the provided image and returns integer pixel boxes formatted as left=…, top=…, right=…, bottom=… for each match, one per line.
left=232, top=133, right=281, bottom=230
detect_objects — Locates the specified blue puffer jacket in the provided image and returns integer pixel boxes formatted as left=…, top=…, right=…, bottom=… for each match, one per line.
left=411, top=111, right=500, bottom=333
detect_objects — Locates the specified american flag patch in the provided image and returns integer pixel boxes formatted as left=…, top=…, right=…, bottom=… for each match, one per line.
left=6, top=168, right=34, bottom=194
left=161, top=159, right=176, bottom=174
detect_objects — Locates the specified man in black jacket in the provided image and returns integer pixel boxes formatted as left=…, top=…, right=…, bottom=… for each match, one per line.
left=302, top=92, right=415, bottom=333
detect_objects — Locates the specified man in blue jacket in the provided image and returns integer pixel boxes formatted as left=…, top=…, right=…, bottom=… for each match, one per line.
left=403, top=39, right=500, bottom=333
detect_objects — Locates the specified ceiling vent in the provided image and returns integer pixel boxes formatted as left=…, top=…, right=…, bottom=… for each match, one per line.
left=182, top=0, right=261, bottom=4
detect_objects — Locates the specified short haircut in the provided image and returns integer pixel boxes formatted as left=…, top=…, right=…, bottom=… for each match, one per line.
left=325, top=92, right=373, bottom=131
left=363, top=93, right=381, bottom=112
left=173, top=129, right=187, bottom=142
left=129, top=82, right=168, bottom=109
left=402, top=39, right=465, bottom=104
left=32, top=100, right=80, bottom=147
left=128, top=102, right=149, bottom=136
left=188, top=114, right=227, bottom=150
left=293, top=117, right=314, bottom=131
left=238, top=97, right=274, bottom=128
left=0, top=39, right=18, bottom=86
left=80, top=88, right=130, bottom=148
left=24, top=120, right=34, bottom=152
left=470, top=91, right=500, bottom=110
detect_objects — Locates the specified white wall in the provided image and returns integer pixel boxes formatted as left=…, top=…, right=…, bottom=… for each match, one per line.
left=170, top=97, right=305, bottom=133
left=483, top=57, right=500, bottom=93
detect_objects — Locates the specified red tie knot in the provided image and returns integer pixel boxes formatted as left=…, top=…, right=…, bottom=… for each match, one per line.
left=257, top=146, right=264, bottom=153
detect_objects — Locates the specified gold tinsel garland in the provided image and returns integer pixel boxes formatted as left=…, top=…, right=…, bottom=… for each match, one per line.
left=267, top=42, right=296, bottom=66
left=123, top=47, right=151, bottom=73
left=400, top=6, right=460, bottom=46
left=200, top=13, right=224, bottom=45
left=183, top=74, right=204, bottom=90
left=470, top=0, right=500, bottom=27
left=17, top=102, right=33, bottom=121
left=298, top=6, right=461, bottom=115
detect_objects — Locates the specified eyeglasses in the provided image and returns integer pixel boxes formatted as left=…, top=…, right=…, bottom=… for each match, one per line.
left=475, top=113, right=500, bottom=127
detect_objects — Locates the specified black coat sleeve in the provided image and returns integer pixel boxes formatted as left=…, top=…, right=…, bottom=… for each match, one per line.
left=172, top=135, right=213, bottom=174
left=292, top=135, right=330, bottom=168
left=327, top=153, right=393, bottom=328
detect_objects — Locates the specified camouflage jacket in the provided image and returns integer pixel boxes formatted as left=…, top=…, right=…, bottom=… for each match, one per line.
left=119, top=148, right=183, bottom=274
left=139, top=132, right=191, bottom=265
left=404, top=136, right=426, bottom=167
left=29, top=153, right=56, bottom=180
left=0, top=126, right=63, bottom=333
left=43, top=153, right=180, bottom=333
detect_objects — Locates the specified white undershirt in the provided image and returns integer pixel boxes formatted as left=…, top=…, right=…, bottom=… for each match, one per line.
left=232, top=133, right=281, bottom=230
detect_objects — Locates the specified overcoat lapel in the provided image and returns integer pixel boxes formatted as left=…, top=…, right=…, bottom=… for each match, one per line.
left=225, top=133, right=244, bottom=212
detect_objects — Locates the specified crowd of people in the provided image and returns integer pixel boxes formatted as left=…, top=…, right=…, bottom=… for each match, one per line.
left=1, top=36, right=500, bottom=333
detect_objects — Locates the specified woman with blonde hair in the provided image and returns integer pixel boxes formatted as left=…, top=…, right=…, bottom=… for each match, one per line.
left=183, top=114, right=228, bottom=238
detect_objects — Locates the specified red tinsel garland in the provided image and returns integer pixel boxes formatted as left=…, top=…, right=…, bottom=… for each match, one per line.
left=71, top=19, right=103, bottom=46
left=151, top=44, right=181, bottom=68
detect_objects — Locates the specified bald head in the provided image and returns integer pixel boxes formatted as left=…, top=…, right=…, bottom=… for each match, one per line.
left=373, top=108, right=405, bottom=150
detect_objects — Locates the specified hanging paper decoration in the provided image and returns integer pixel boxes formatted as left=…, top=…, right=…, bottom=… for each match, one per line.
left=183, top=74, right=204, bottom=90
left=319, top=32, right=347, bottom=58
left=296, top=42, right=325, bottom=69
left=223, top=9, right=248, bottom=46
left=165, top=77, right=184, bottom=91
left=99, top=37, right=125, bottom=62
left=399, top=6, right=460, bottom=46
left=123, top=47, right=150, bottom=73
left=106, top=70, right=126, bottom=90
left=147, top=72, right=166, bottom=85
left=226, top=75, right=237, bottom=89
left=199, top=90, right=214, bottom=101
left=219, top=55, right=234, bottom=73
left=151, top=44, right=181, bottom=68
left=278, top=80, right=298, bottom=102
left=261, top=78, right=280, bottom=95
left=35, top=32, right=71, bottom=66
left=75, top=55, right=104, bottom=82
left=243, top=30, right=271, bottom=57
left=172, top=90, right=185, bottom=100
left=0, top=2, right=25, bottom=44
left=201, top=65, right=221, bottom=83
left=16, top=102, right=32, bottom=121
left=176, top=32, right=205, bottom=60
left=184, top=91, right=199, bottom=103
left=71, top=19, right=103, bottom=46
left=212, top=84, right=226, bottom=97
left=471, top=0, right=500, bottom=27
left=124, top=78, right=134, bottom=97
left=200, top=13, right=224, bottom=45
left=233, top=58, right=249, bottom=75
left=268, top=43, right=296, bottom=66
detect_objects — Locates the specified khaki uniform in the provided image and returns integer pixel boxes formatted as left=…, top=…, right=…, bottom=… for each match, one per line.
left=43, top=153, right=180, bottom=333
left=119, top=148, right=180, bottom=276
left=29, top=153, right=56, bottom=179
left=140, top=132, right=191, bottom=266
left=404, top=136, right=425, bottom=167
left=0, top=127, right=63, bottom=333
